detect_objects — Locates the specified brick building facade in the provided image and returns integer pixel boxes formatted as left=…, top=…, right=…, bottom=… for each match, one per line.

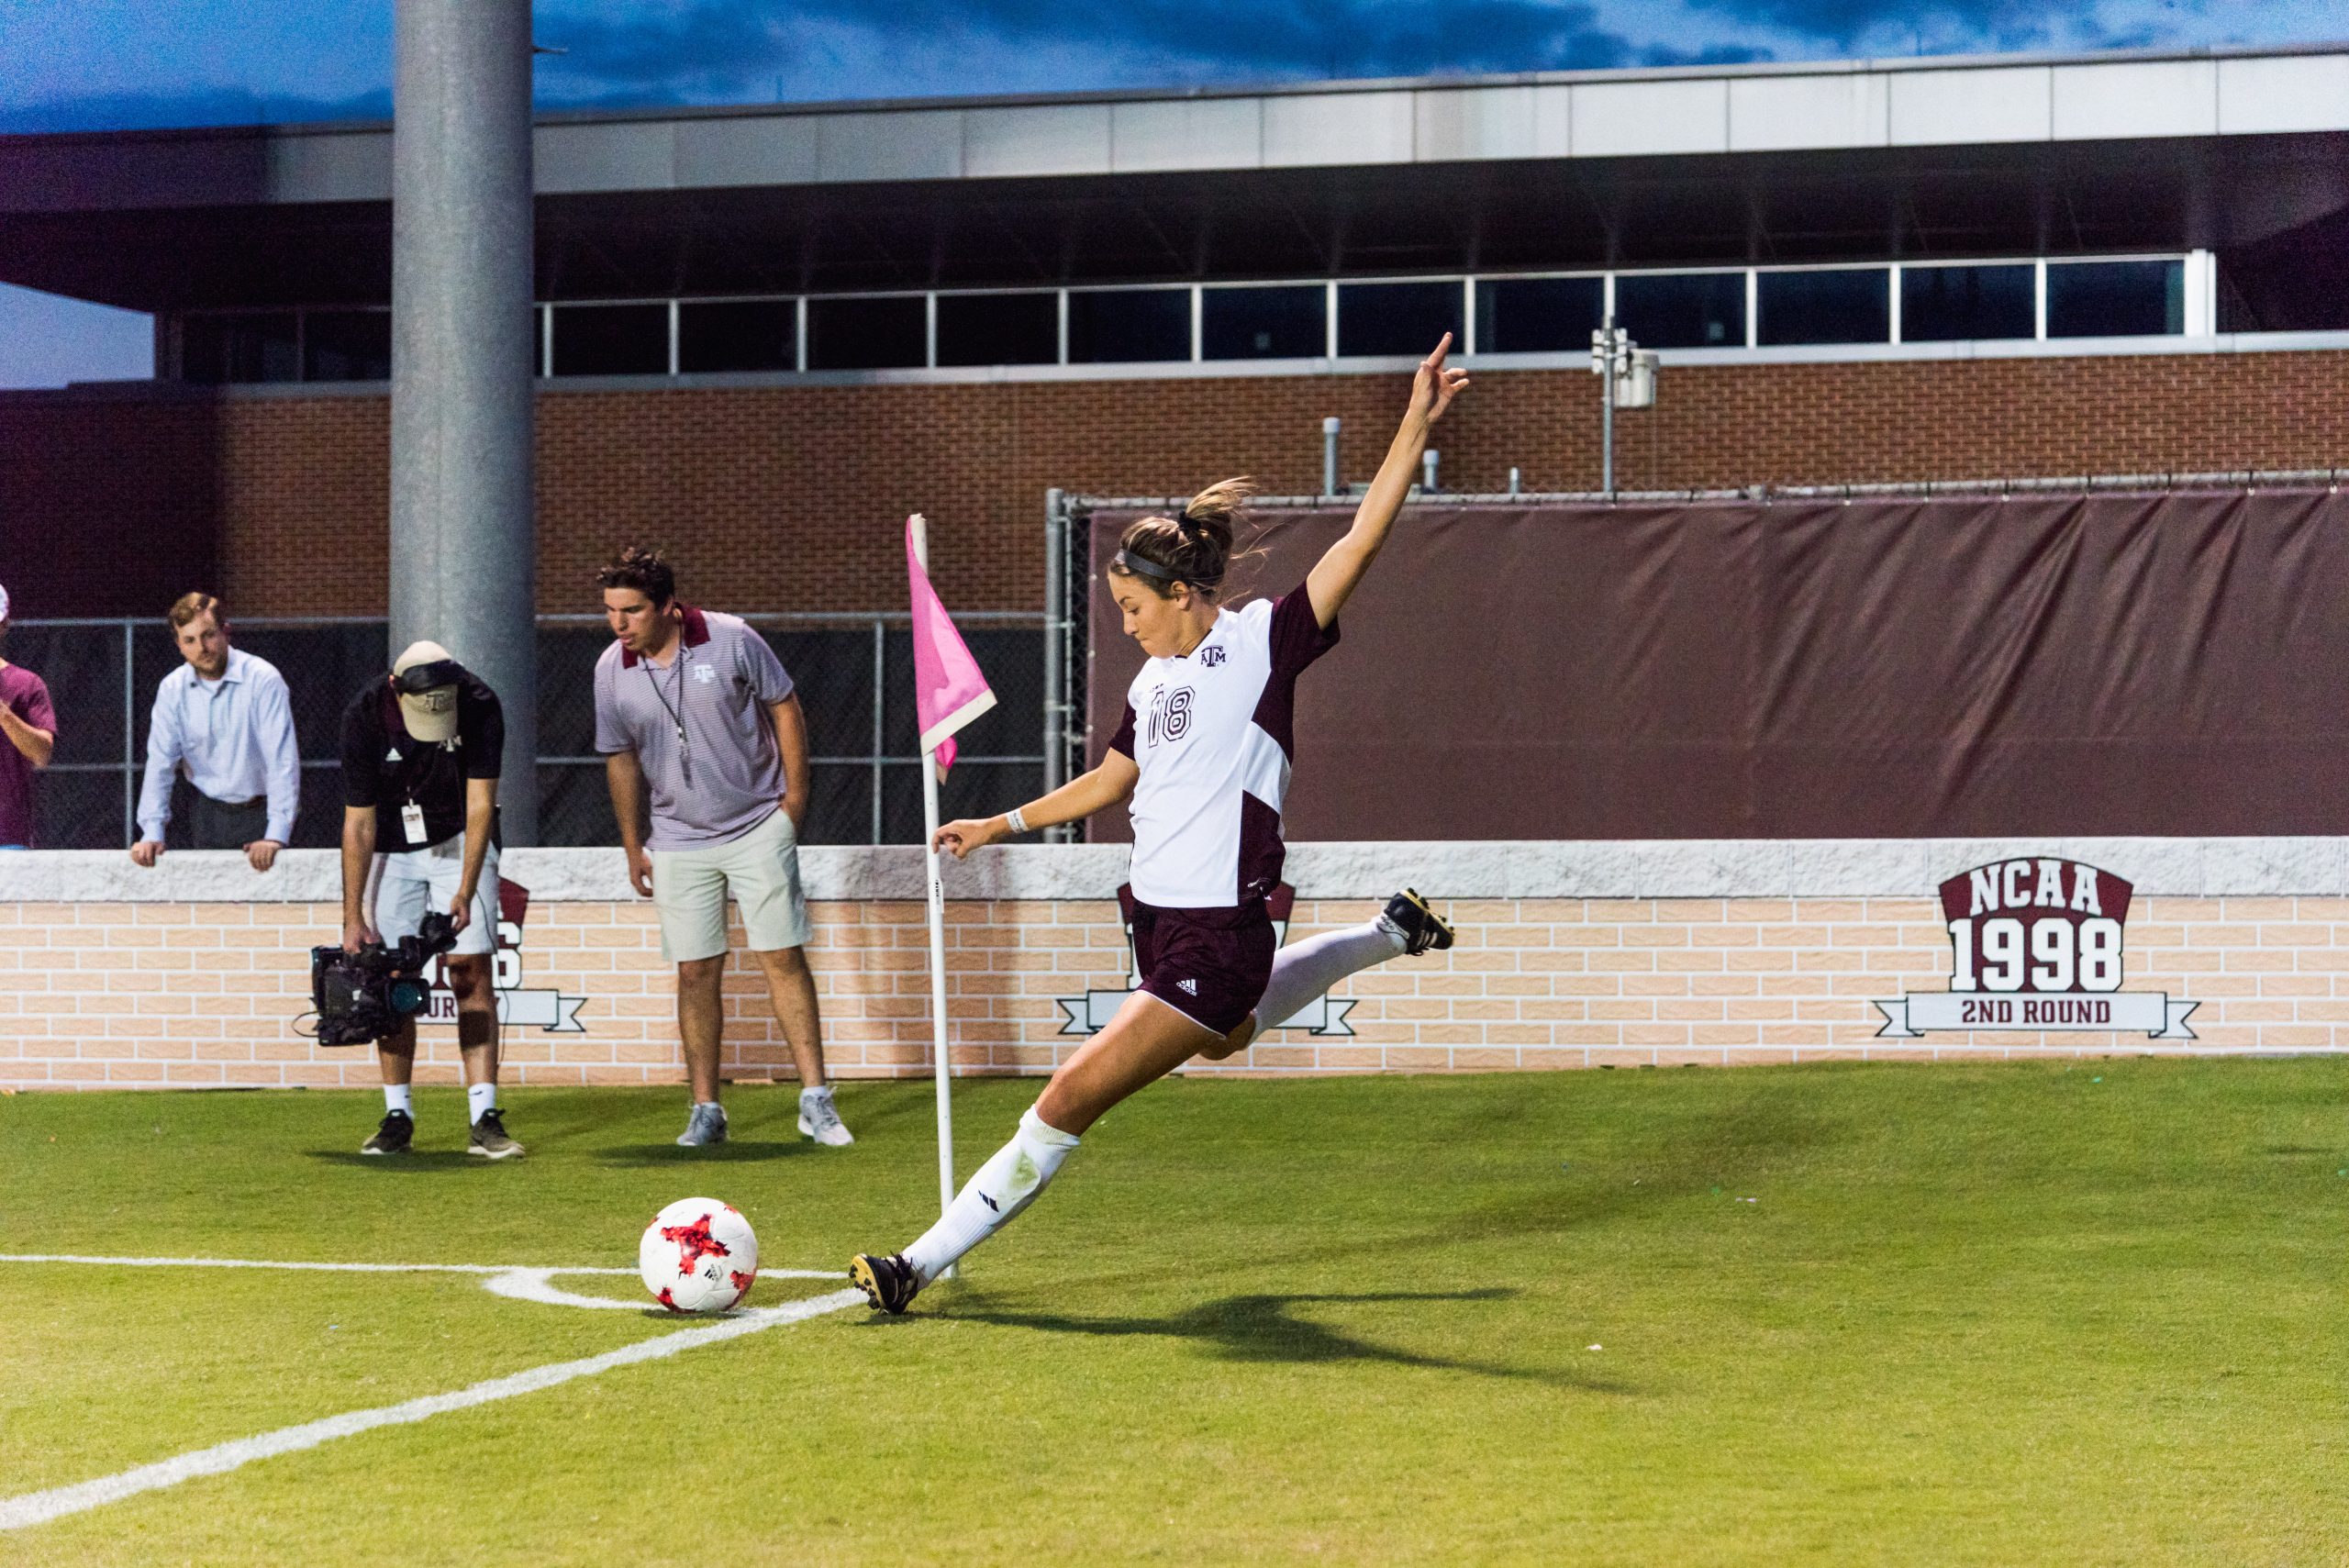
left=4, top=840, right=2341, bottom=1090
left=10, top=50, right=2349, bottom=617
left=9, top=345, right=2347, bottom=619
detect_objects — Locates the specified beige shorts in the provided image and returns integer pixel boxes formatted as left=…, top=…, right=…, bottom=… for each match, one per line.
left=650, top=808, right=811, bottom=963
left=377, top=835, right=501, bottom=958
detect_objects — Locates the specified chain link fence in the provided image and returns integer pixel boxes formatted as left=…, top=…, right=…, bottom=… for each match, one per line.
left=8, top=614, right=1046, bottom=851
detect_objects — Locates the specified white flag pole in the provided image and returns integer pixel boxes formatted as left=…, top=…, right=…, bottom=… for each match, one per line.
left=910, top=516, right=959, bottom=1269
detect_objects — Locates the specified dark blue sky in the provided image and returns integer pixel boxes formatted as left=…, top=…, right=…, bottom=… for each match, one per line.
left=3, top=0, right=2346, bottom=384
left=5, top=0, right=2343, bottom=135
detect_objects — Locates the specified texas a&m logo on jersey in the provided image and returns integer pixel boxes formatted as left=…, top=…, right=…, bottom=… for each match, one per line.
left=1055, top=883, right=1357, bottom=1036
left=1874, top=858, right=2197, bottom=1039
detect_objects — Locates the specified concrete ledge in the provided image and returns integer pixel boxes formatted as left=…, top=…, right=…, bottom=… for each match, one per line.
left=7, top=837, right=2348, bottom=904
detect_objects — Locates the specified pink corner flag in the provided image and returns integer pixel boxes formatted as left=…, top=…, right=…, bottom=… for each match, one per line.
left=907, top=515, right=996, bottom=774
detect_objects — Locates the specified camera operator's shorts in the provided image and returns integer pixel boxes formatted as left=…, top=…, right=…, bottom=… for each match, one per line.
left=650, top=807, right=810, bottom=963
left=377, top=835, right=501, bottom=958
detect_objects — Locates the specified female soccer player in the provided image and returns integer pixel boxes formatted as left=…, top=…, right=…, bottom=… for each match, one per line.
left=851, top=335, right=1471, bottom=1313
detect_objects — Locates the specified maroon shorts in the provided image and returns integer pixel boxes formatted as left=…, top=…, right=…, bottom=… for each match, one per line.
left=1130, top=899, right=1276, bottom=1037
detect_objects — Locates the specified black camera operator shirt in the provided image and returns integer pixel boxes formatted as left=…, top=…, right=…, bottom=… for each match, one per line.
left=339, top=672, right=504, bottom=853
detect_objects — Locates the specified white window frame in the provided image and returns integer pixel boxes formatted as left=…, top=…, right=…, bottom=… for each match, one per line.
left=1751, top=261, right=1897, bottom=350
left=163, top=250, right=2217, bottom=386
left=1329, top=272, right=1474, bottom=359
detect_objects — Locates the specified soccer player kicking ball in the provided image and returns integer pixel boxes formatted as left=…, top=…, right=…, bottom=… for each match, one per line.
left=851, top=335, right=1470, bottom=1313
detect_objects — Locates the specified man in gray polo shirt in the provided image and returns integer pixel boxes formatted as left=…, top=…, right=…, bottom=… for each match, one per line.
left=594, top=545, right=852, bottom=1149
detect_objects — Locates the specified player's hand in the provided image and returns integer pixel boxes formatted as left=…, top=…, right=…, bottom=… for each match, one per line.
left=129, top=840, right=163, bottom=868
left=342, top=917, right=380, bottom=954
left=244, top=840, right=281, bottom=873
left=931, top=817, right=1006, bottom=860
left=626, top=844, right=654, bottom=898
left=447, top=891, right=473, bottom=935
left=1409, top=332, right=1470, bottom=425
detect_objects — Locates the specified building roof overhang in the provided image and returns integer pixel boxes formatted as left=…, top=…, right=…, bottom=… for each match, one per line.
left=5, top=44, right=2347, bottom=311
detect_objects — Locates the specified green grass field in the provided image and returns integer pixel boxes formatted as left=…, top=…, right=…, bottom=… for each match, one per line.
left=2, top=1059, right=2343, bottom=1565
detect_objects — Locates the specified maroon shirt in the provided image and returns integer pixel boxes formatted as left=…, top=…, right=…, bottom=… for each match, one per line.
left=0, top=663, right=55, bottom=848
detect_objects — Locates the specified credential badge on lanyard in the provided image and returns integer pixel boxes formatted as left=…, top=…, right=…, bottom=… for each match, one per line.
left=401, top=799, right=427, bottom=843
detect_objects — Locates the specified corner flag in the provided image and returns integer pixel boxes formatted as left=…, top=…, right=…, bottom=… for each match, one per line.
left=907, top=513, right=996, bottom=774
left=907, top=512, right=995, bottom=1256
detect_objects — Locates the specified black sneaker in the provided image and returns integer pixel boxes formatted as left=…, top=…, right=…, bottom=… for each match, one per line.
left=850, top=1252, right=919, bottom=1315
left=1381, top=887, right=1456, bottom=956
left=362, top=1108, right=414, bottom=1156
left=468, top=1107, right=525, bottom=1161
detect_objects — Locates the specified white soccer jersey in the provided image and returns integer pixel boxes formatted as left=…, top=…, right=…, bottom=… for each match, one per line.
left=1109, top=590, right=1339, bottom=908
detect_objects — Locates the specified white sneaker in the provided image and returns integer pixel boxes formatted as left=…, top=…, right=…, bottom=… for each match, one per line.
left=797, top=1087, right=853, bottom=1146
left=675, top=1101, right=729, bottom=1148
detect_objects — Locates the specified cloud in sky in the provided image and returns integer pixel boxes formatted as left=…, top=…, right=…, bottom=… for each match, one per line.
left=4, top=0, right=2343, bottom=134
left=1, top=0, right=2343, bottom=384
left=529, top=0, right=1764, bottom=99
left=1685, top=0, right=2168, bottom=51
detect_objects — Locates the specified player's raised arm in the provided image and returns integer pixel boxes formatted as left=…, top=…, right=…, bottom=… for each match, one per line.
left=932, top=751, right=1140, bottom=858
left=1304, top=333, right=1470, bottom=628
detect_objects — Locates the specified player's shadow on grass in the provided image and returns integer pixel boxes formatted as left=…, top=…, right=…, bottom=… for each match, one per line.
left=945, top=1289, right=1625, bottom=1392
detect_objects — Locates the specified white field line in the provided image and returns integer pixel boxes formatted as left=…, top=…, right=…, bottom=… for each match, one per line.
left=0, top=1284, right=867, bottom=1533
left=0, top=1252, right=629, bottom=1274
left=0, top=1253, right=842, bottom=1281
left=483, top=1268, right=662, bottom=1311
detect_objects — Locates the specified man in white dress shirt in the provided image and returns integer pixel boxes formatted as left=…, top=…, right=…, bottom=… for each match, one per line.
left=129, top=594, right=301, bottom=873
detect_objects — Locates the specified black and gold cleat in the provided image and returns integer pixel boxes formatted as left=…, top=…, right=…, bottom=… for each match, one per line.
left=850, top=1251, right=919, bottom=1315
left=1381, top=888, right=1456, bottom=956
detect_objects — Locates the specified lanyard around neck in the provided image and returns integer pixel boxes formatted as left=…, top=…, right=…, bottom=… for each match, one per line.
left=643, top=647, right=692, bottom=775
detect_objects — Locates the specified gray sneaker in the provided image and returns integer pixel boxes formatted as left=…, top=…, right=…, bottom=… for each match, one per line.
left=675, top=1101, right=729, bottom=1148
left=797, top=1086, right=853, bottom=1147
left=467, top=1107, right=525, bottom=1160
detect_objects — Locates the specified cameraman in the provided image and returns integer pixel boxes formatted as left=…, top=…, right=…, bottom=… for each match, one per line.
left=339, top=641, right=521, bottom=1160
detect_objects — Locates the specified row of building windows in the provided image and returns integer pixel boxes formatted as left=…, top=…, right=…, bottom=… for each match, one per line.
left=175, top=258, right=2189, bottom=384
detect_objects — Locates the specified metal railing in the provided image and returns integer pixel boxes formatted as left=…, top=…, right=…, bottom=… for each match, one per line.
left=9, top=612, right=1047, bottom=851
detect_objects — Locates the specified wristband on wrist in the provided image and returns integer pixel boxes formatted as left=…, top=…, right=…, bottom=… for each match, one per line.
left=1005, top=806, right=1030, bottom=836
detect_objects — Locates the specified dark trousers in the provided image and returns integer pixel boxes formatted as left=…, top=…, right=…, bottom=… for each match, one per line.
left=183, top=789, right=271, bottom=850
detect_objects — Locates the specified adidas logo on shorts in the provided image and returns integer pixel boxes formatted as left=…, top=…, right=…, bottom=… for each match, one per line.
left=1177, top=978, right=1197, bottom=995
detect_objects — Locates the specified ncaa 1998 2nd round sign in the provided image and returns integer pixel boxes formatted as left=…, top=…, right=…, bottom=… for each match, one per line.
left=1874, top=859, right=2199, bottom=1040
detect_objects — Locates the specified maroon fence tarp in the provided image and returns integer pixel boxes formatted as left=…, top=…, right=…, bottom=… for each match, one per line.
left=1085, top=491, right=2349, bottom=840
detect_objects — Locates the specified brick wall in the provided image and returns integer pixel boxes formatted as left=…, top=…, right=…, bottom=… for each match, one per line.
left=4, top=347, right=2346, bottom=618
left=3, top=890, right=2339, bottom=1092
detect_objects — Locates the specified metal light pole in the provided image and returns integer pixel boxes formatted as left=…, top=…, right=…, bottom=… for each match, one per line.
left=1591, top=318, right=1654, bottom=502
left=1593, top=317, right=1626, bottom=500
left=389, top=0, right=539, bottom=840
left=1042, top=486, right=1066, bottom=832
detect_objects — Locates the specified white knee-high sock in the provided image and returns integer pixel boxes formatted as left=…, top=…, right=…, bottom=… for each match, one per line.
left=1252, top=918, right=1408, bottom=1029
left=902, top=1106, right=1080, bottom=1285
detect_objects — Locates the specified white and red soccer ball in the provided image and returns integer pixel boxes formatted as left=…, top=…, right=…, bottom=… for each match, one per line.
left=638, top=1196, right=759, bottom=1314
